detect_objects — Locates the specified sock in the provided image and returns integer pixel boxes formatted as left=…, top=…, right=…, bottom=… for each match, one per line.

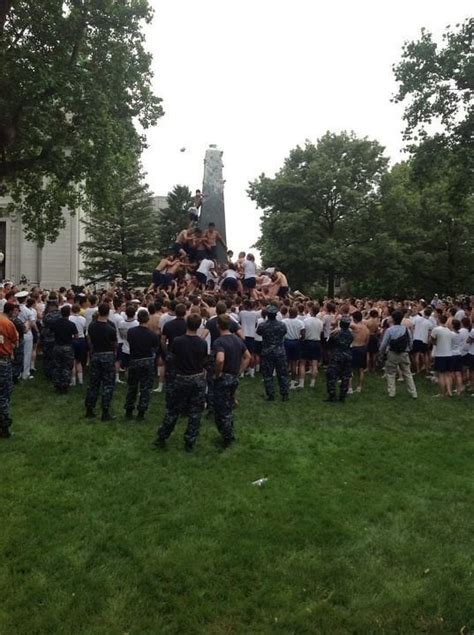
left=70, top=376, right=76, bottom=386
left=298, top=379, right=304, bottom=388
left=77, top=372, right=83, bottom=385
left=249, top=368, right=255, bottom=377
left=310, top=379, right=315, bottom=387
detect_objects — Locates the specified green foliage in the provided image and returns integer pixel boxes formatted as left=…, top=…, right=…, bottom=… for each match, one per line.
left=155, top=184, right=193, bottom=256
left=393, top=18, right=473, bottom=142
left=248, top=131, right=388, bottom=296
left=1, top=373, right=473, bottom=632
left=79, top=165, right=158, bottom=287
left=0, top=0, right=163, bottom=246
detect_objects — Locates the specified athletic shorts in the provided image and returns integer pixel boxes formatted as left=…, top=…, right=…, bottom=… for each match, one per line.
left=302, top=340, right=321, bottom=361
left=254, top=341, right=262, bottom=356
left=221, top=277, right=238, bottom=292
left=434, top=356, right=451, bottom=373
left=412, top=339, right=428, bottom=354
left=367, top=333, right=379, bottom=354
left=469, top=354, right=474, bottom=371
left=120, top=351, right=130, bottom=369
left=351, top=346, right=367, bottom=370
left=116, top=343, right=123, bottom=362
left=450, top=355, right=463, bottom=373
left=72, top=338, right=88, bottom=364
left=243, top=277, right=256, bottom=289
left=196, top=272, right=207, bottom=285
left=277, top=286, right=289, bottom=298
left=245, top=337, right=255, bottom=353
left=195, top=249, right=207, bottom=261
left=284, top=339, right=301, bottom=361
left=152, top=270, right=163, bottom=286
left=462, top=355, right=470, bottom=368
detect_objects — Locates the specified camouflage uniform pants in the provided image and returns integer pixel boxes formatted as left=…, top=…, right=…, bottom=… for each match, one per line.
left=206, top=354, right=216, bottom=412
left=157, top=373, right=206, bottom=447
left=12, top=341, right=24, bottom=383
left=0, top=359, right=13, bottom=435
left=261, top=351, right=289, bottom=398
left=85, top=352, right=116, bottom=412
left=326, top=357, right=352, bottom=399
left=52, top=344, right=74, bottom=389
left=42, top=339, right=55, bottom=380
left=214, top=373, right=239, bottom=442
left=164, top=354, right=177, bottom=409
left=125, top=357, right=155, bottom=414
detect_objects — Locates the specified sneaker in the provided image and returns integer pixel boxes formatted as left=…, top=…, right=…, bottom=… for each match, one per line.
left=265, top=395, right=275, bottom=402
left=355, top=386, right=362, bottom=393
left=116, top=378, right=125, bottom=385
left=136, top=412, right=145, bottom=421
left=281, top=394, right=289, bottom=402
left=347, top=388, right=354, bottom=395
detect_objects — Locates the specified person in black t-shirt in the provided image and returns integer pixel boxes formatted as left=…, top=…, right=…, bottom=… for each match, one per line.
left=154, top=314, right=207, bottom=452
left=124, top=310, right=159, bottom=420
left=161, top=303, right=187, bottom=408
left=50, top=305, right=78, bottom=392
left=85, top=303, right=117, bottom=421
left=204, top=300, right=243, bottom=418
left=213, top=314, right=250, bottom=448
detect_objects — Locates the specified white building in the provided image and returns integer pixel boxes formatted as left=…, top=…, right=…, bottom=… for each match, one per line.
left=0, top=195, right=167, bottom=288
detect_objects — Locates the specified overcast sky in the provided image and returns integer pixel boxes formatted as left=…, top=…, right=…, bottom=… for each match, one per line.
left=142, top=0, right=471, bottom=256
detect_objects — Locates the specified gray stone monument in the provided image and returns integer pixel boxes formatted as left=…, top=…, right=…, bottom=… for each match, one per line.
left=199, top=145, right=227, bottom=263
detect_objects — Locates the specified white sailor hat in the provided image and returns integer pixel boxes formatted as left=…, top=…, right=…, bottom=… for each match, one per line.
left=15, top=290, right=29, bottom=299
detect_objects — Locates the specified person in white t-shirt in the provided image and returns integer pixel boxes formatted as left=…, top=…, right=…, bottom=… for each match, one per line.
left=118, top=305, right=139, bottom=372
left=431, top=314, right=454, bottom=397
left=412, top=307, right=434, bottom=374
left=69, top=304, right=87, bottom=385
left=196, top=258, right=215, bottom=290
left=283, top=307, right=305, bottom=388
left=239, top=299, right=261, bottom=377
left=242, top=253, right=257, bottom=300
left=84, top=296, right=99, bottom=331
left=302, top=307, right=323, bottom=387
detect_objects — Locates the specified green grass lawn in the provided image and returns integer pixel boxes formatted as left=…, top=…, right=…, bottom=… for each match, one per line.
left=1, top=370, right=473, bottom=634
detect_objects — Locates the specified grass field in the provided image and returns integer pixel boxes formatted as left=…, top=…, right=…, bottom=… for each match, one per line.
left=0, top=370, right=473, bottom=634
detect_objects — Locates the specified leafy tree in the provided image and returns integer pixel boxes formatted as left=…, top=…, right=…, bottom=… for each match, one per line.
left=0, top=1, right=163, bottom=246
left=248, top=132, right=388, bottom=296
left=392, top=20, right=473, bottom=296
left=393, top=18, right=473, bottom=143
left=155, top=185, right=193, bottom=256
left=79, top=165, right=158, bottom=287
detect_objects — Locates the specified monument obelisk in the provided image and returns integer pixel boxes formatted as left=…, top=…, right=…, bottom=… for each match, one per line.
left=199, top=145, right=227, bottom=263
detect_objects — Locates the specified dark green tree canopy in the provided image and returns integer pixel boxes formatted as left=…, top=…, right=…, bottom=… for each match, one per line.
left=0, top=0, right=163, bottom=246
left=155, top=184, right=193, bottom=256
left=393, top=18, right=473, bottom=142
left=249, top=131, right=388, bottom=296
left=79, top=164, right=158, bottom=287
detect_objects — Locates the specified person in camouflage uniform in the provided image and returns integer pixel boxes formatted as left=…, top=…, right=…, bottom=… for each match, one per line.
left=124, top=309, right=159, bottom=420
left=212, top=314, right=250, bottom=448
left=256, top=305, right=289, bottom=401
left=325, top=316, right=353, bottom=402
left=85, top=303, right=117, bottom=421
left=50, top=305, right=78, bottom=393
left=41, top=294, right=61, bottom=380
left=0, top=309, right=18, bottom=438
left=3, top=303, right=24, bottom=383
left=154, top=314, right=208, bottom=451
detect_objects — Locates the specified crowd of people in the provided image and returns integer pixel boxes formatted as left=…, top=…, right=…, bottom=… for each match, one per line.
left=0, top=237, right=473, bottom=449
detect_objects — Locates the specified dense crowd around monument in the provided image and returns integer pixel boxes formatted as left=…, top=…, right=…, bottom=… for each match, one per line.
left=0, top=211, right=473, bottom=447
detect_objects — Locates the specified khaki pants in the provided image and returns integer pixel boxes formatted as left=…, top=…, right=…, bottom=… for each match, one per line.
left=385, top=351, right=417, bottom=398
